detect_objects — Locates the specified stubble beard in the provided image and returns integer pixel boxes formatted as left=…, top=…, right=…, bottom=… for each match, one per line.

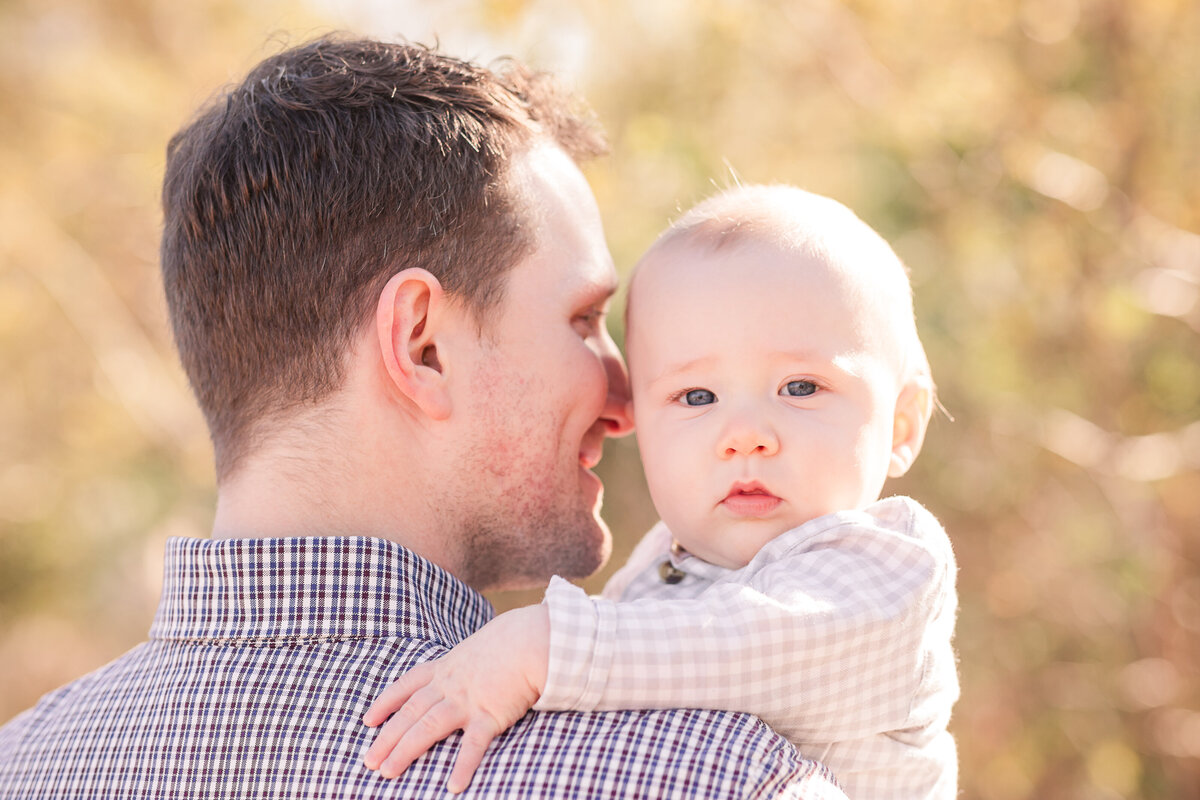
left=448, top=349, right=615, bottom=591
left=458, top=495, right=610, bottom=592
left=452, top=427, right=612, bottom=593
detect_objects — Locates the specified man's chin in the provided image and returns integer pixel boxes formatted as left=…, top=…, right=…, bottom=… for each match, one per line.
left=531, top=517, right=611, bottom=585
left=549, top=528, right=610, bottom=583
left=462, top=512, right=610, bottom=592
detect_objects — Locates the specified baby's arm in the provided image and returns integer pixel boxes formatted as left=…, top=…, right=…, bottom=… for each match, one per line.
left=362, top=604, right=548, bottom=793
left=540, top=503, right=955, bottom=744
left=361, top=524, right=673, bottom=790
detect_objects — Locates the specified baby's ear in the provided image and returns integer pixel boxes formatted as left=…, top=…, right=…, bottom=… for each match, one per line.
left=888, top=374, right=935, bottom=479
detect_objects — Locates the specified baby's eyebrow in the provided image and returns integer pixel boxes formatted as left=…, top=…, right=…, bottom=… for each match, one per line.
left=649, top=355, right=719, bottom=384
left=825, top=352, right=870, bottom=378
left=774, top=349, right=868, bottom=371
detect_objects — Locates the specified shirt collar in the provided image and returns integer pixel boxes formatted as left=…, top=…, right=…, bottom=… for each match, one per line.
left=666, top=544, right=730, bottom=583
left=665, top=497, right=922, bottom=581
left=149, top=536, right=494, bottom=647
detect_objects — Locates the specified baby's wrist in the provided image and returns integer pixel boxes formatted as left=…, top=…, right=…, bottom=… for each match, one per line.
left=519, top=604, right=550, bottom=693
left=491, top=605, right=550, bottom=694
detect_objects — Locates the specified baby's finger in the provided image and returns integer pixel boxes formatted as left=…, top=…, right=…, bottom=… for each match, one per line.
left=363, top=663, right=435, bottom=727
left=445, top=720, right=498, bottom=794
left=364, top=684, right=443, bottom=770
left=378, top=699, right=465, bottom=779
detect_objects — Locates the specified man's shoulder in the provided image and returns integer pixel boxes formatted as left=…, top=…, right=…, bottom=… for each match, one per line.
left=0, top=532, right=846, bottom=800
left=0, top=640, right=147, bottom=739
left=463, top=705, right=846, bottom=799
left=0, top=645, right=155, bottom=796
left=0, top=637, right=844, bottom=800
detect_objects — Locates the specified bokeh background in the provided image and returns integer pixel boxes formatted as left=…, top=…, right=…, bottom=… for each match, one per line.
left=2, top=0, right=1198, bottom=796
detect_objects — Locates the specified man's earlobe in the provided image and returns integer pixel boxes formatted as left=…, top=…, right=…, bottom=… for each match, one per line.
left=889, top=376, right=934, bottom=479
left=376, top=269, right=452, bottom=421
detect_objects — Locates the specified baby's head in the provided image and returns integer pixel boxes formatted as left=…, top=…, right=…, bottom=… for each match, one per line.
left=626, top=185, right=934, bottom=568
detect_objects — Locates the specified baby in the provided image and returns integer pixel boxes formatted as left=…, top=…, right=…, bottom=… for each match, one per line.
left=363, top=185, right=959, bottom=799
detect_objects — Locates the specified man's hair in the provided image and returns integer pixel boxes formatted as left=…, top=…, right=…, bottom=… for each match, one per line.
left=161, top=35, right=606, bottom=477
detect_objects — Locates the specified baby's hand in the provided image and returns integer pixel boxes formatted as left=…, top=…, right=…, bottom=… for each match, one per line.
left=362, top=604, right=550, bottom=793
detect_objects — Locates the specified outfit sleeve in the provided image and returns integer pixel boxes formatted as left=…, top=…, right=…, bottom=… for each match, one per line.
left=535, top=500, right=956, bottom=745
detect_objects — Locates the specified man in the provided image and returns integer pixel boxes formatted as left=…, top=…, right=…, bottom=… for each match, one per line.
left=0, top=36, right=845, bottom=798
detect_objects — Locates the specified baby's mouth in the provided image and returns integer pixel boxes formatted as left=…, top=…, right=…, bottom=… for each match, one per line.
left=721, top=482, right=782, bottom=516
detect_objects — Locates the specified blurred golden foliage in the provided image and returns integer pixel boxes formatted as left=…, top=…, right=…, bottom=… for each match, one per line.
left=2, top=1, right=1198, bottom=797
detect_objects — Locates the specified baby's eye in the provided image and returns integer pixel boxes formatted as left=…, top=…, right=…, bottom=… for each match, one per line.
left=679, top=388, right=717, bottom=406
left=781, top=380, right=818, bottom=398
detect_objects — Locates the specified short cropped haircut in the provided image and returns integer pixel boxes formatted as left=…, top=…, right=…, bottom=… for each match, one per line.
left=161, top=35, right=606, bottom=477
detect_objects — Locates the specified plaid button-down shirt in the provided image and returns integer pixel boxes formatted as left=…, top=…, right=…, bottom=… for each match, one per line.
left=0, top=535, right=845, bottom=799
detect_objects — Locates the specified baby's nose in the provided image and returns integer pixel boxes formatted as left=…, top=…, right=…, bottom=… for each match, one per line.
left=718, top=414, right=780, bottom=458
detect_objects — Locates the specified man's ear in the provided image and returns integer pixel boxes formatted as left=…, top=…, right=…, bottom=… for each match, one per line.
left=888, top=374, right=934, bottom=479
left=376, top=268, right=452, bottom=421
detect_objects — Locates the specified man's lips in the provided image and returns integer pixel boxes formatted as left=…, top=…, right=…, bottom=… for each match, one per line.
left=720, top=482, right=782, bottom=516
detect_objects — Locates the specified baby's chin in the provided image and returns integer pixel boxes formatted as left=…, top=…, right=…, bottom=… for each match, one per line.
left=674, top=520, right=802, bottom=570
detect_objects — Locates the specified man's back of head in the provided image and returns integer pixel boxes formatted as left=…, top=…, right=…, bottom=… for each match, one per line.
left=160, top=35, right=605, bottom=479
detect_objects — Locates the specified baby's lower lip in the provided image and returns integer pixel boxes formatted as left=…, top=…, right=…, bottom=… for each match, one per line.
left=721, top=492, right=782, bottom=517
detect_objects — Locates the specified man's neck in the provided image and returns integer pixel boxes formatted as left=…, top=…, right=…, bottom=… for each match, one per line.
left=209, top=410, right=465, bottom=582
left=212, top=461, right=344, bottom=540
left=211, top=442, right=466, bottom=583
left=206, top=334, right=478, bottom=586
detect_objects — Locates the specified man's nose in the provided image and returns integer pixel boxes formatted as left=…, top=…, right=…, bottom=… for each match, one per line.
left=718, top=410, right=779, bottom=458
left=598, top=335, right=633, bottom=437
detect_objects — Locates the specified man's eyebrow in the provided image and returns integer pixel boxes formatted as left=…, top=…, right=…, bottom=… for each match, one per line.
left=576, top=276, right=620, bottom=306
